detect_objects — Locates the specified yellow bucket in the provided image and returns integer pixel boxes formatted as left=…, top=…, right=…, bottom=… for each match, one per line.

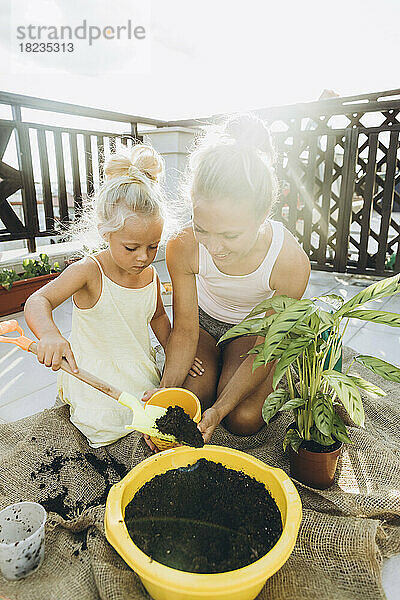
left=105, top=445, right=302, bottom=600
left=145, top=388, right=202, bottom=451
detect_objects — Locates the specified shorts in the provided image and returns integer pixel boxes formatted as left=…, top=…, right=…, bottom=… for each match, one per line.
left=198, top=306, right=237, bottom=347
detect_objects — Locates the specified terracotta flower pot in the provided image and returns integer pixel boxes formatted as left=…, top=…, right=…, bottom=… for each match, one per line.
left=0, top=273, right=59, bottom=317
left=289, top=442, right=342, bottom=490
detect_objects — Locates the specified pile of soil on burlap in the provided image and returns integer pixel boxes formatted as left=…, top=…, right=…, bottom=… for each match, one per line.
left=155, top=406, right=204, bottom=448
left=125, top=458, right=282, bottom=573
left=29, top=447, right=128, bottom=520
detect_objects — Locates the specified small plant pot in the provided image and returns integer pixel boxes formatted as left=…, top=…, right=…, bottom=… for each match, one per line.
left=289, top=442, right=342, bottom=490
left=0, top=501, right=47, bottom=580
left=145, top=388, right=201, bottom=451
left=0, top=273, right=59, bottom=317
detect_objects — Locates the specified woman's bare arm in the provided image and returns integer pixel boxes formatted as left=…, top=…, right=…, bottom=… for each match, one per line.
left=160, top=233, right=199, bottom=387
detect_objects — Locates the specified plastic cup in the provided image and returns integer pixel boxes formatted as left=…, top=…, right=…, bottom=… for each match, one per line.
left=0, top=501, right=47, bottom=580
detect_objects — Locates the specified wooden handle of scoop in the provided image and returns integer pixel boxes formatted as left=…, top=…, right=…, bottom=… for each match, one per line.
left=28, top=342, right=123, bottom=402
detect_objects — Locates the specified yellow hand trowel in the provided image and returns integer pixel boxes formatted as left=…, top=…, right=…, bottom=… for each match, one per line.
left=0, top=320, right=177, bottom=443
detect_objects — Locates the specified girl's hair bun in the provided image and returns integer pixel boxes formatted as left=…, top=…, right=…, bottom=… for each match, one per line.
left=129, top=144, right=164, bottom=182
left=225, top=114, right=275, bottom=161
left=104, top=143, right=164, bottom=182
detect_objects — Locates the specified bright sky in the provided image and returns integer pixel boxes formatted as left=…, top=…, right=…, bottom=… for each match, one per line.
left=1, top=0, right=399, bottom=121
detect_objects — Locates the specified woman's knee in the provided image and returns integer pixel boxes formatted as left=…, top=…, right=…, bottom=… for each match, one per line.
left=182, top=374, right=217, bottom=411
left=223, top=407, right=264, bottom=436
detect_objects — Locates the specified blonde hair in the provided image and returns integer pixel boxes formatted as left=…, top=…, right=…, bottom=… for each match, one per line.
left=70, top=143, right=173, bottom=252
left=189, top=114, right=278, bottom=217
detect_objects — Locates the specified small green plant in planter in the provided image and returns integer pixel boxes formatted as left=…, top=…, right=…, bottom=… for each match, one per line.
left=22, top=253, right=60, bottom=279
left=218, top=273, right=400, bottom=489
left=0, top=268, right=20, bottom=290
left=0, top=254, right=62, bottom=317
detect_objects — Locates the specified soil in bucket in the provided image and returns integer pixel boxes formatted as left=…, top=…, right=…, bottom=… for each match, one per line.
left=124, top=458, right=282, bottom=573
left=155, top=406, right=204, bottom=448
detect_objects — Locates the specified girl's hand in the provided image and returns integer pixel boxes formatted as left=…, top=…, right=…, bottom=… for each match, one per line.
left=141, top=388, right=162, bottom=403
left=36, top=333, right=78, bottom=372
left=142, top=433, right=181, bottom=453
left=197, top=406, right=221, bottom=443
left=143, top=433, right=160, bottom=453
left=189, top=357, right=205, bottom=377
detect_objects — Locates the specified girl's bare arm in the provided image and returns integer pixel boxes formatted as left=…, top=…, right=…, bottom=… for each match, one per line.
left=24, top=260, right=94, bottom=371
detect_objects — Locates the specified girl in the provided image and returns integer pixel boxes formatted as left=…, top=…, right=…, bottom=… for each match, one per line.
left=144, top=114, right=311, bottom=451
left=25, top=144, right=202, bottom=448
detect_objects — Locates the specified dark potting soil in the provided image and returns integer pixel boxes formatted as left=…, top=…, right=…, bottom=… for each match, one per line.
left=301, top=439, right=342, bottom=453
left=288, top=423, right=342, bottom=453
left=29, top=447, right=128, bottom=520
left=155, top=406, right=204, bottom=448
left=125, top=458, right=282, bottom=573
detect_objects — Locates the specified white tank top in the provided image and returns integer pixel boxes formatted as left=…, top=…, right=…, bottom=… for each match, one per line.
left=57, top=255, right=160, bottom=448
left=196, top=220, right=284, bottom=324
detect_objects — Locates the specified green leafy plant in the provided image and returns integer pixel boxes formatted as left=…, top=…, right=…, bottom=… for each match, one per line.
left=0, top=268, right=19, bottom=290
left=218, top=274, right=400, bottom=453
left=0, top=254, right=61, bottom=290
left=22, top=253, right=60, bottom=279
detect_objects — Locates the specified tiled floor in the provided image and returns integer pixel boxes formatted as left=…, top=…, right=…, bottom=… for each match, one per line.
left=0, top=266, right=399, bottom=598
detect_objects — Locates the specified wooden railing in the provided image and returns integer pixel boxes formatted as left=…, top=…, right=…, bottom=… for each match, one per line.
left=1, top=89, right=399, bottom=275
left=0, top=92, right=168, bottom=252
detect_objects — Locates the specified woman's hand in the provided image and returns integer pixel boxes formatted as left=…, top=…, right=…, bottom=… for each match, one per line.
left=197, top=406, right=221, bottom=443
left=188, top=357, right=205, bottom=377
left=36, top=333, right=78, bottom=372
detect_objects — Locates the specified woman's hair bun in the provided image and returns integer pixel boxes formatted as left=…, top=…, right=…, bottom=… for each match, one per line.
left=104, top=143, right=164, bottom=182
left=225, top=114, right=275, bottom=160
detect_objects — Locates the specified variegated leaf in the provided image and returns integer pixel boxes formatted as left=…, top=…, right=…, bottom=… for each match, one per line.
left=252, top=351, right=268, bottom=373
left=262, top=388, right=289, bottom=424
left=318, top=309, right=336, bottom=334
left=246, top=295, right=297, bottom=319
left=310, top=426, right=335, bottom=446
left=270, top=296, right=298, bottom=312
left=263, top=300, right=316, bottom=363
left=336, top=274, right=400, bottom=317
left=347, top=373, right=386, bottom=397
left=283, top=428, right=303, bottom=453
left=317, top=294, right=345, bottom=310
left=331, top=412, right=353, bottom=444
left=355, top=355, right=400, bottom=383
left=272, top=336, right=314, bottom=389
left=312, top=393, right=333, bottom=436
left=247, top=343, right=264, bottom=356
left=346, top=309, right=400, bottom=327
left=322, top=370, right=365, bottom=426
left=264, top=334, right=292, bottom=362
left=217, top=317, right=266, bottom=345
left=292, top=311, right=320, bottom=336
left=279, top=397, right=306, bottom=411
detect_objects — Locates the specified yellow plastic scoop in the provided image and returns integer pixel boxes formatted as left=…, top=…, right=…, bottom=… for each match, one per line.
left=0, top=320, right=177, bottom=443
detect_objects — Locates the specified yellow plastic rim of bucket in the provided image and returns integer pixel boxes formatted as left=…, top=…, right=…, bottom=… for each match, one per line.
left=105, top=445, right=302, bottom=600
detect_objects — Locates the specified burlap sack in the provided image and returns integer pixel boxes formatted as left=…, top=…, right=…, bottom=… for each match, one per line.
left=0, top=347, right=398, bottom=600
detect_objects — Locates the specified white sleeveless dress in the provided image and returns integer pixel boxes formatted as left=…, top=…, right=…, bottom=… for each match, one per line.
left=58, top=256, right=161, bottom=448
